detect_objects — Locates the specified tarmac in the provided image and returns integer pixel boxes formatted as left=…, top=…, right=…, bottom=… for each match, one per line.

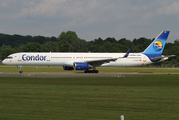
left=0, top=72, right=177, bottom=78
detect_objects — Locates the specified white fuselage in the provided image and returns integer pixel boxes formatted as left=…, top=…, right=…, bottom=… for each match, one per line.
left=2, top=52, right=152, bottom=67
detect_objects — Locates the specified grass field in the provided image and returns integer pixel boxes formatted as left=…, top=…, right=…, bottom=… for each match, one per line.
left=1, top=75, right=179, bottom=120
left=0, top=65, right=179, bottom=73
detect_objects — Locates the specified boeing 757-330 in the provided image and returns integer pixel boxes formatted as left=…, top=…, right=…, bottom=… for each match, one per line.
left=2, top=31, right=175, bottom=73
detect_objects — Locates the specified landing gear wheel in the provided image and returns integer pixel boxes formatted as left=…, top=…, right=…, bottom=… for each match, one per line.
left=92, top=70, right=96, bottom=73
left=84, top=70, right=99, bottom=73
left=19, top=70, right=23, bottom=73
left=84, top=70, right=88, bottom=73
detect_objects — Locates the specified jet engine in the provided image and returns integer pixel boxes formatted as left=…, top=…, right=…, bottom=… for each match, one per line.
left=74, top=62, right=92, bottom=70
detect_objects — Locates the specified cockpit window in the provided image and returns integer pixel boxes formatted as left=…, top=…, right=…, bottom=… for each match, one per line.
left=6, top=56, right=13, bottom=59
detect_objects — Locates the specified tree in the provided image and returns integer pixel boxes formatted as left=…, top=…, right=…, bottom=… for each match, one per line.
left=33, top=36, right=47, bottom=44
left=57, top=31, right=79, bottom=52
left=133, top=37, right=151, bottom=52
left=98, top=41, right=112, bottom=52
left=0, top=45, right=16, bottom=60
left=118, top=38, right=133, bottom=52
left=43, top=41, right=59, bottom=52
left=68, top=39, right=88, bottom=52
left=104, top=37, right=117, bottom=43
left=23, top=42, right=42, bottom=52
left=163, top=43, right=173, bottom=55
left=94, top=37, right=103, bottom=45
left=174, top=39, right=179, bottom=46
left=170, top=46, right=179, bottom=56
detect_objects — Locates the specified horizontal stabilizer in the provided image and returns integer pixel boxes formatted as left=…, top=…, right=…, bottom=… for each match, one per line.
left=151, top=55, right=176, bottom=60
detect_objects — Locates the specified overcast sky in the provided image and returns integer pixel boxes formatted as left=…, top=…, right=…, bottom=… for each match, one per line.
left=0, top=0, right=179, bottom=43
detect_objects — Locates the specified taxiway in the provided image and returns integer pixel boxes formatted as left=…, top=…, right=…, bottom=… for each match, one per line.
left=0, top=72, right=177, bottom=78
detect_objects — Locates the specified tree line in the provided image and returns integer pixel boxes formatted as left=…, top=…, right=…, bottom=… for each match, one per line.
left=0, top=31, right=179, bottom=65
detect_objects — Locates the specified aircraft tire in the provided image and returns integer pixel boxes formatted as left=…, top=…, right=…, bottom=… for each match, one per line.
left=84, top=70, right=99, bottom=73
left=84, top=70, right=88, bottom=73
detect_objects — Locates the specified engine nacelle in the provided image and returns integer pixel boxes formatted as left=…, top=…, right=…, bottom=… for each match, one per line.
left=63, top=66, right=74, bottom=70
left=74, top=62, right=92, bottom=70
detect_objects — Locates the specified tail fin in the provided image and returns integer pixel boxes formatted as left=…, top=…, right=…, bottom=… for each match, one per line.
left=142, top=31, right=170, bottom=61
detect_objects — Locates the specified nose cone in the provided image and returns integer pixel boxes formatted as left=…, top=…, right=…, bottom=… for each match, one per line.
left=2, top=59, right=6, bottom=64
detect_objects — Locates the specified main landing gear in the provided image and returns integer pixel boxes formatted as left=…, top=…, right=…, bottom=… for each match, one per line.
left=84, top=66, right=99, bottom=73
left=84, top=70, right=99, bottom=73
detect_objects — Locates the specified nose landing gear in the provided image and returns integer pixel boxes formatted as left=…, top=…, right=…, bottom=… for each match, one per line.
left=18, top=65, right=23, bottom=73
left=19, top=70, right=23, bottom=73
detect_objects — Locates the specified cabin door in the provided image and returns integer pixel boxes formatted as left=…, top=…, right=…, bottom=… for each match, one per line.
left=18, top=55, right=22, bottom=61
left=47, top=55, right=50, bottom=61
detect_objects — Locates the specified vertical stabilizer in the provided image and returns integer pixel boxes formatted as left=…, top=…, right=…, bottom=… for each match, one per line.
left=142, top=31, right=170, bottom=61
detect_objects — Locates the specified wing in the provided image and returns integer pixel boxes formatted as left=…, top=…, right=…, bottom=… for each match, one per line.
left=85, top=49, right=131, bottom=66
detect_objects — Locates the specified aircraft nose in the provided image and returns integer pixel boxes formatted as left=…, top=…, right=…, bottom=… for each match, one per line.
left=2, top=59, right=6, bottom=64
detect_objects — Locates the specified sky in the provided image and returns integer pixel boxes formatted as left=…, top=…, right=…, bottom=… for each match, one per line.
left=0, top=0, right=179, bottom=43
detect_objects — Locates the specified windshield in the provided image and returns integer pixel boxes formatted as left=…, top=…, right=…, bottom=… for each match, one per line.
left=6, top=56, right=13, bottom=59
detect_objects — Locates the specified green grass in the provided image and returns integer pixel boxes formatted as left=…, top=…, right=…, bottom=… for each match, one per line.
left=1, top=75, right=179, bottom=119
left=0, top=66, right=179, bottom=73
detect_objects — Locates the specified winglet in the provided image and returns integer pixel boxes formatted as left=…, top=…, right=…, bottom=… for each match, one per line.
left=123, top=48, right=131, bottom=58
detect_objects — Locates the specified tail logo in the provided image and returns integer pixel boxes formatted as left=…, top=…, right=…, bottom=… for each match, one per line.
left=153, top=41, right=163, bottom=51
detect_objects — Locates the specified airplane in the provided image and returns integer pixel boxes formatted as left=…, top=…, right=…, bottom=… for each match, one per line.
left=2, top=31, right=175, bottom=73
